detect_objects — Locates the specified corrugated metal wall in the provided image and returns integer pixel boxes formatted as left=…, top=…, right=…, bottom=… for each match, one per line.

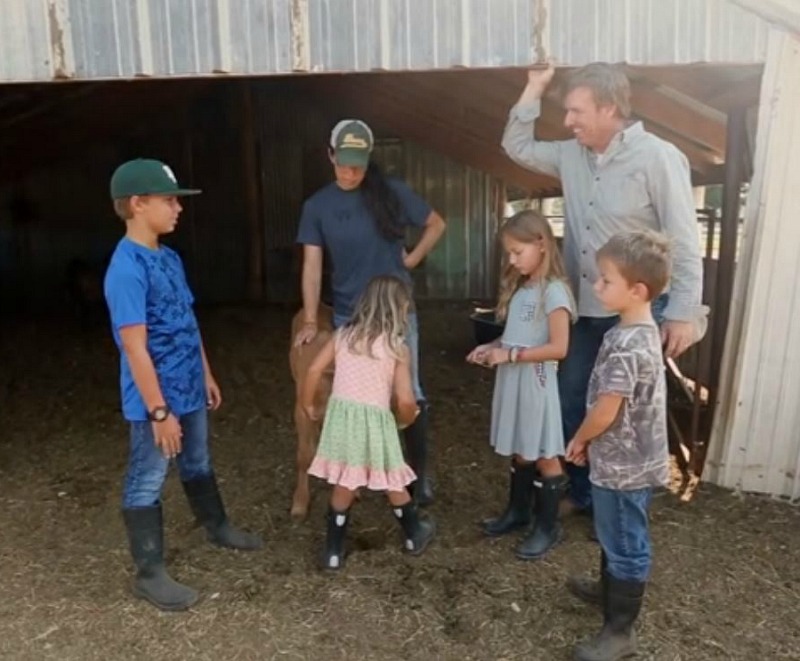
left=0, top=0, right=769, bottom=83
left=706, top=29, right=800, bottom=502
left=548, top=0, right=769, bottom=65
left=373, top=141, right=502, bottom=300
left=0, top=80, right=502, bottom=309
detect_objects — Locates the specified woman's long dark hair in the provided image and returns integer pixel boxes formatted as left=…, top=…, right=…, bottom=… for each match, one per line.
left=360, top=162, right=406, bottom=241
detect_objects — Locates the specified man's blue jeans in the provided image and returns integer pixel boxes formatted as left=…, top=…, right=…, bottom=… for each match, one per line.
left=559, top=316, right=618, bottom=510
left=592, top=484, right=653, bottom=582
left=122, top=408, right=213, bottom=509
left=559, top=295, right=668, bottom=510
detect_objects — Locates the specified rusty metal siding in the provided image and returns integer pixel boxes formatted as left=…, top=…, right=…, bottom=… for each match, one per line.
left=0, top=0, right=771, bottom=83
left=307, top=0, right=534, bottom=71
left=0, top=2, right=52, bottom=82
left=547, top=0, right=769, bottom=66
left=373, top=140, right=501, bottom=300
left=65, top=0, right=294, bottom=79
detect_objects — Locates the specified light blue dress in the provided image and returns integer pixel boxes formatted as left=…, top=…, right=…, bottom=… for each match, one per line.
left=490, top=279, right=574, bottom=460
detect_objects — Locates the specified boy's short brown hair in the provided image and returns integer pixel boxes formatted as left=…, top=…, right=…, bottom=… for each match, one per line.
left=597, top=230, right=672, bottom=301
left=113, top=197, right=133, bottom=221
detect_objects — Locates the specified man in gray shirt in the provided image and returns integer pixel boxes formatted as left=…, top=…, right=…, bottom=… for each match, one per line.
left=502, top=62, right=707, bottom=516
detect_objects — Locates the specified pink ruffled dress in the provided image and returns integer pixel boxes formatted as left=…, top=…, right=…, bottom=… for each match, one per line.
left=308, top=332, right=416, bottom=492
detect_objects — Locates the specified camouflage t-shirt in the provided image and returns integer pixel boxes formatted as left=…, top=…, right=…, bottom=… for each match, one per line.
left=586, top=322, right=669, bottom=490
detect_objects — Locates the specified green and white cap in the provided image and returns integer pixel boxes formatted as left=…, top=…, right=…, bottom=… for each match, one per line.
left=110, top=158, right=201, bottom=199
left=329, top=119, right=374, bottom=168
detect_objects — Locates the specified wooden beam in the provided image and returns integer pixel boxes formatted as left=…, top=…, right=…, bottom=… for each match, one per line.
left=313, top=78, right=559, bottom=194
left=240, top=82, right=264, bottom=302
left=703, top=74, right=764, bottom=113
left=630, top=82, right=727, bottom=155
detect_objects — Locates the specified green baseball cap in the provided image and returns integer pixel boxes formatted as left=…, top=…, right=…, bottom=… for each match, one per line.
left=110, top=158, right=202, bottom=199
left=330, top=119, right=374, bottom=168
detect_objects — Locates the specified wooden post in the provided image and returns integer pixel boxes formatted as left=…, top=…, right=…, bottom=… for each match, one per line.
left=700, top=107, right=748, bottom=461
left=241, top=81, right=264, bottom=302
left=709, top=108, right=748, bottom=393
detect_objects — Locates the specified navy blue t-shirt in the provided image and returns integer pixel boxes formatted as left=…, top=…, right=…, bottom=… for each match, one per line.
left=296, top=177, right=431, bottom=320
left=104, top=237, right=206, bottom=421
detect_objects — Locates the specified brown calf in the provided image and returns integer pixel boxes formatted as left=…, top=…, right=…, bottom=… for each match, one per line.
left=288, top=304, right=335, bottom=519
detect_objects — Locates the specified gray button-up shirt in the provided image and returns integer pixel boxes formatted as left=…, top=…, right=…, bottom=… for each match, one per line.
left=502, top=101, right=707, bottom=329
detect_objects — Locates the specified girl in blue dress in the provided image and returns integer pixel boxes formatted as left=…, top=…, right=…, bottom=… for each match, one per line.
left=468, top=210, right=575, bottom=559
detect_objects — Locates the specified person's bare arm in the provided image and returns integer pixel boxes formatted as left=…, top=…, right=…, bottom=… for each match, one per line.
left=403, top=211, right=446, bottom=270
left=295, top=245, right=324, bottom=346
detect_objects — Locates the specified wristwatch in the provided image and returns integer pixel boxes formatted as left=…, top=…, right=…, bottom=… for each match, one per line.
left=148, top=405, right=171, bottom=423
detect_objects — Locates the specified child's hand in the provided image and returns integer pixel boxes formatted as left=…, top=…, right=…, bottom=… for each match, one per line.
left=206, top=374, right=222, bottom=410
left=395, top=400, right=420, bottom=429
left=152, top=414, right=183, bottom=459
left=483, top=346, right=511, bottom=367
left=565, top=438, right=588, bottom=466
left=466, top=343, right=494, bottom=365
left=303, top=404, right=321, bottom=422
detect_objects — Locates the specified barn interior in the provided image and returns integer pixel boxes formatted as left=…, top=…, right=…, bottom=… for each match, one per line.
left=0, top=63, right=761, bottom=474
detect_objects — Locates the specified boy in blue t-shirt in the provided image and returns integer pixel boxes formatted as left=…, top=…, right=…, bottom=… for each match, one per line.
left=105, top=159, right=262, bottom=612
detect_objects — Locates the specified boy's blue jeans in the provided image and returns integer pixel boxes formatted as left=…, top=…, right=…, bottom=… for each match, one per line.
left=592, top=484, right=653, bottom=582
left=560, top=295, right=668, bottom=511
left=122, top=408, right=212, bottom=509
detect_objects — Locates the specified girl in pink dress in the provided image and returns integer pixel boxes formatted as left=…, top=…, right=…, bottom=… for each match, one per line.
left=302, top=276, right=436, bottom=570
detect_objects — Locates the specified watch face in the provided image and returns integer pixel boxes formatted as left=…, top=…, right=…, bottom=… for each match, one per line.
left=152, top=407, right=168, bottom=422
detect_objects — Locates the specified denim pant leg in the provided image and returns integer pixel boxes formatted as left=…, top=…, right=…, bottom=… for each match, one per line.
left=592, top=484, right=653, bottom=582
left=651, top=293, right=669, bottom=326
left=559, top=316, right=617, bottom=510
left=122, top=421, right=170, bottom=509
left=406, top=312, right=426, bottom=403
left=175, top=408, right=214, bottom=482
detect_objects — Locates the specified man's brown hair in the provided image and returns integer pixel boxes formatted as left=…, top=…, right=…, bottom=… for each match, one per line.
left=563, top=62, right=631, bottom=119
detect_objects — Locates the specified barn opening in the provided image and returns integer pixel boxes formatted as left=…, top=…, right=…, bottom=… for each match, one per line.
left=0, top=63, right=762, bottom=476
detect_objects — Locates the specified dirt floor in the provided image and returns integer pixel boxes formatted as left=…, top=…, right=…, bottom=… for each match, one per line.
left=0, top=303, right=798, bottom=661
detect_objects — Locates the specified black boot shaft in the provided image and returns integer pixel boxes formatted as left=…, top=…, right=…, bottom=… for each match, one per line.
left=482, top=462, right=537, bottom=536
left=182, top=474, right=227, bottom=529
left=605, top=576, right=645, bottom=634
left=516, top=474, right=566, bottom=560
left=322, top=507, right=350, bottom=570
left=182, top=475, right=263, bottom=550
left=393, top=502, right=436, bottom=555
left=404, top=402, right=434, bottom=506
left=122, top=505, right=198, bottom=611
left=573, top=576, right=645, bottom=660
left=122, top=506, right=165, bottom=576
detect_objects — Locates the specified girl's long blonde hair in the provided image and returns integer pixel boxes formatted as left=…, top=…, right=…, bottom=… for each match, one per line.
left=341, top=275, right=411, bottom=358
left=495, top=210, right=573, bottom=321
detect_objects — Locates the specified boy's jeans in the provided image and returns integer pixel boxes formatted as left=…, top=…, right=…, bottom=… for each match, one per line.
left=122, top=408, right=212, bottom=509
left=560, top=294, right=669, bottom=511
left=592, top=484, right=653, bottom=582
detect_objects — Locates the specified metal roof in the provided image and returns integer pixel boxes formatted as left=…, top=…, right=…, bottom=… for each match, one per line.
left=0, top=0, right=770, bottom=83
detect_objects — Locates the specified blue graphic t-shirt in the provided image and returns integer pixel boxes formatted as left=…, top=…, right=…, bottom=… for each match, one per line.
left=296, top=177, right=431, bottom=321
left=104, top=237, right=206, bottom=421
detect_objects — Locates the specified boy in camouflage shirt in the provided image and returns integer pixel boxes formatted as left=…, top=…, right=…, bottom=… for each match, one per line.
left=565, top=231, right=671, bottom=661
